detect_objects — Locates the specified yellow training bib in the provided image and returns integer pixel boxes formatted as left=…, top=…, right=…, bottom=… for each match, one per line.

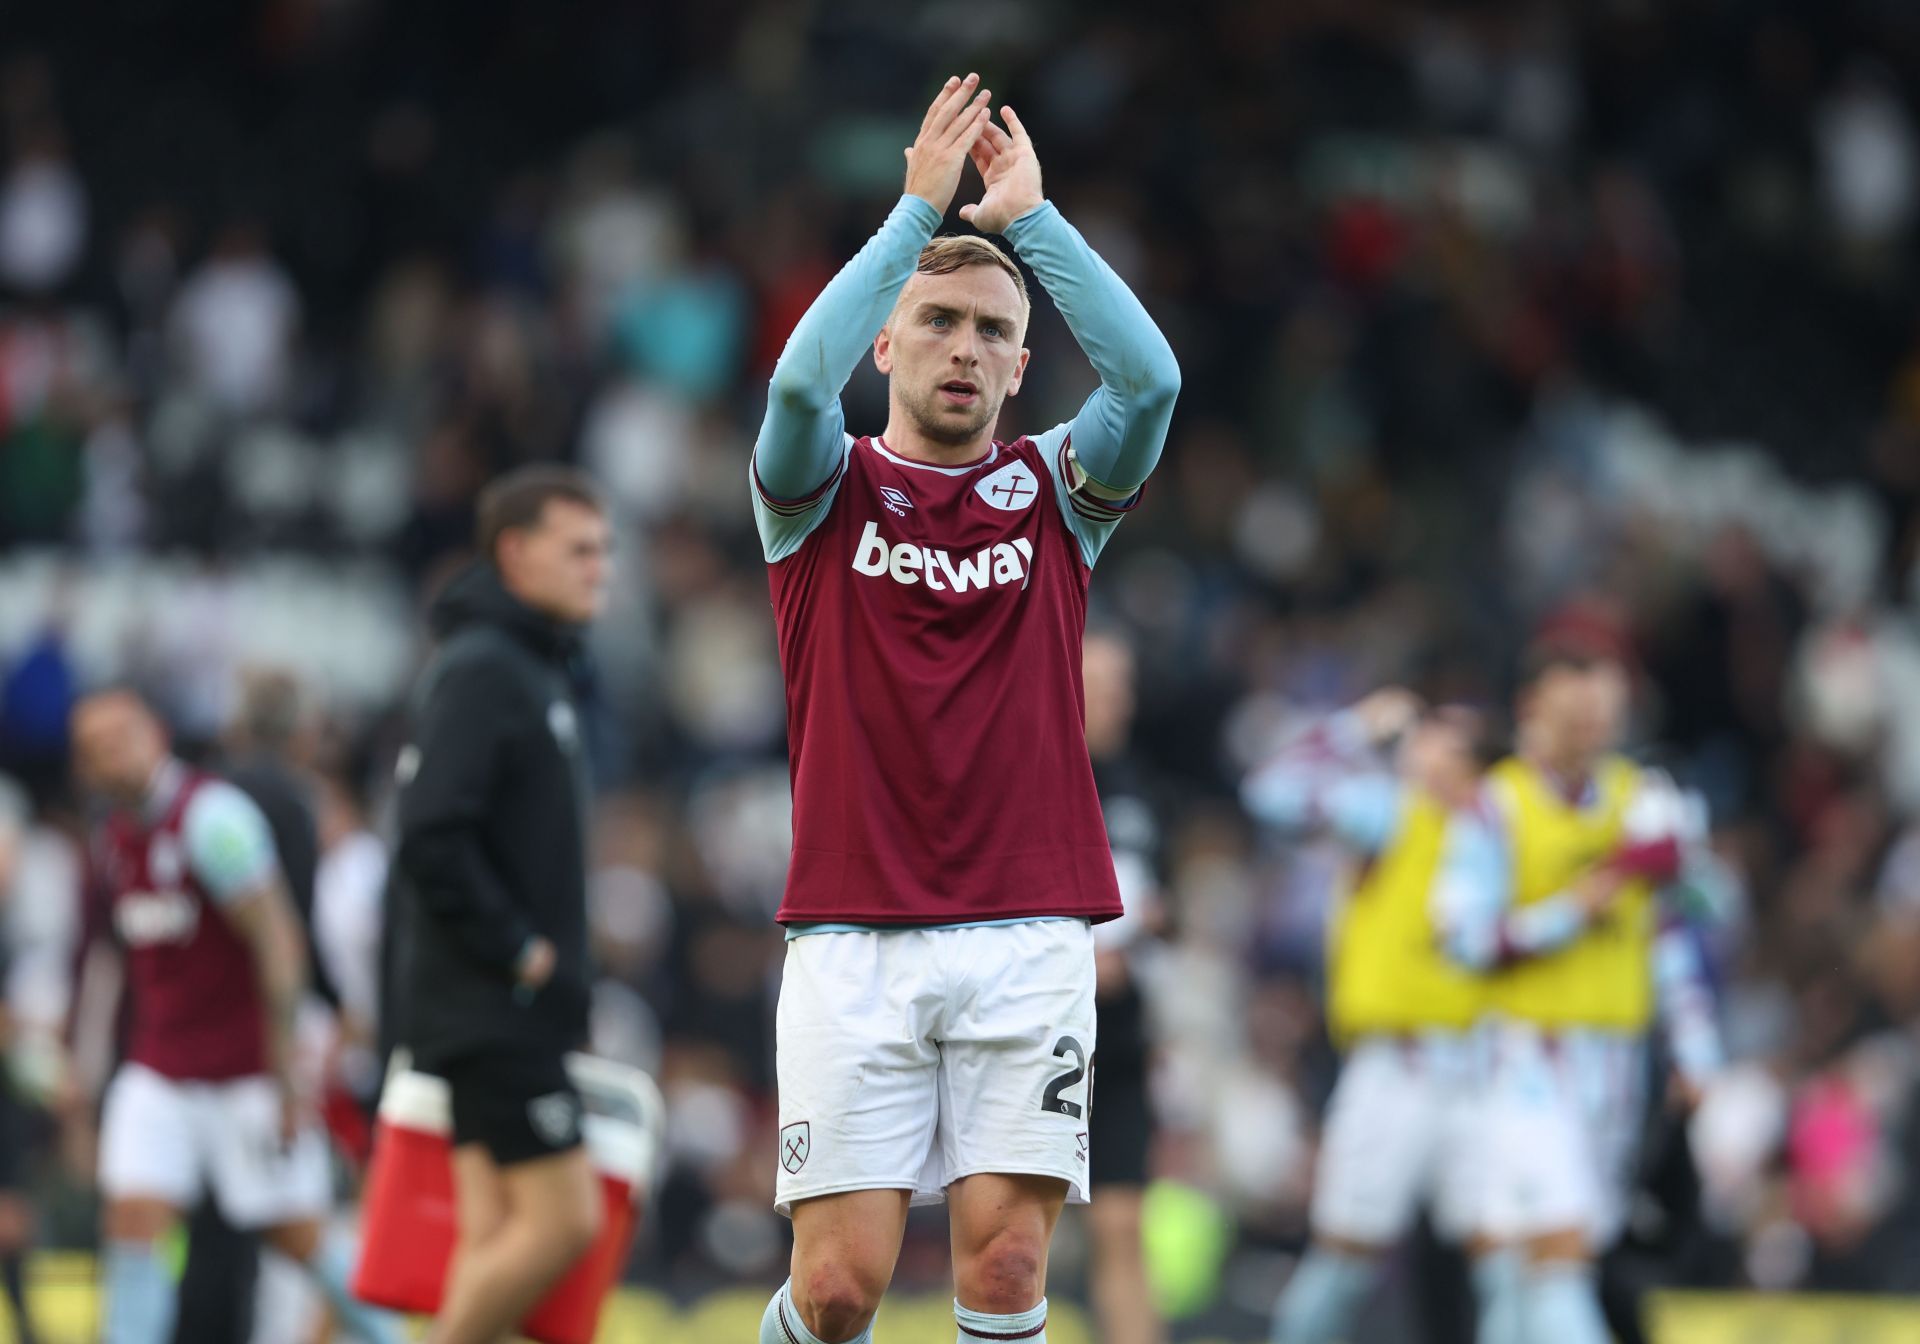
left=1327, top=792, right=1482, bottom=1044
left=1484, top=755, right=1655, bottom=1031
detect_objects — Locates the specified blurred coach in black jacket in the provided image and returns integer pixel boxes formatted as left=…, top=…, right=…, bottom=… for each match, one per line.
left=390, top=466, right=608, bottom=1344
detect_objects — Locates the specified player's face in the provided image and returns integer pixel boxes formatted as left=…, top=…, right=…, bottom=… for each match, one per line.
left=877, top=265, right=1030, bottom=447
left=1530, top=661, right=1628, bottom=761
left=72, top=694, right=167, bottom=805
left=499, top=499, right=612, bottom=626
left=1404, top=718, right=1477, bottom=808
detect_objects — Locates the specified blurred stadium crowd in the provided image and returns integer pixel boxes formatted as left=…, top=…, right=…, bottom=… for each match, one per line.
left=4, top=0, right=1920, bottom=1333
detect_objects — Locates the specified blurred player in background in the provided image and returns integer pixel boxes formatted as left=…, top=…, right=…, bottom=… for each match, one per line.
left=1242, top=689, right=1495, bottom=1344
left=197, top=671, right=333, bottom=1344
left=1081, top=630, right=1165, bottom=1344
left=1435, top=643, right=1723, bottom=1344
left=312, top=765, right=388, bottom=1125
left=222, top=669, right=330, bottom=1007
left=69, top=689, right=404, bottom=1344
left=0, top=776, right=42, bottom=1344
left=750, top=73, right=1179, bottom=1344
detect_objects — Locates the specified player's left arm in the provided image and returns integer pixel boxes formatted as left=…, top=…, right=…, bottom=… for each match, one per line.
left=1650, top=779, right=1737, bottom=1101
left=964, top=108, right=1180, bottom=561
left=184, top=783, right=309, bottom=1137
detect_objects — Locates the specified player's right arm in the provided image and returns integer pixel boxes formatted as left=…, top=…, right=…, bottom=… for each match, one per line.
left=752, top=74, right=992, bottom=561
left=1432, top=783, right=1624, bottom=970
left=1455, top=770, right=1697, bottom=968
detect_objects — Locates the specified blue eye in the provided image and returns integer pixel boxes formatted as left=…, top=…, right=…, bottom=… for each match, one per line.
left=983, top=325, right=1003, bottom=339
left=931, top=314, right=949, bottom=329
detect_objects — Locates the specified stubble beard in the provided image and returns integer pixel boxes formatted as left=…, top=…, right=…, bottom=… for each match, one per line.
left=902, top=385, right=1001, bottom=448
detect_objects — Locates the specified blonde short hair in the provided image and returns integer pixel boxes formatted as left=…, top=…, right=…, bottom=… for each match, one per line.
left=915, top=235, right=1030, bottom=319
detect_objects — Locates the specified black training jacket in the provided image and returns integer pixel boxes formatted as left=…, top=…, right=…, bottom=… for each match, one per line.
left=389, top=563, right=594, bottom=1067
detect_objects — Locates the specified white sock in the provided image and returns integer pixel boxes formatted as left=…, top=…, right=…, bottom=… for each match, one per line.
left=761, top=1279, right=873, bottom=1344
left=1472, top=1249, right=1524, bottom=1344
left=1272, top=1247, right=1375, bottom=1343
left=955, top=1296, right=1047, bottom=1342
left=305, top=1228, right=408, bottom=1344
left=102, top=1241, right=176, bottom=1344
left=251, top=1249, right=318, bottom=1344
left=1525, top=1262, right=1610, bottom=1344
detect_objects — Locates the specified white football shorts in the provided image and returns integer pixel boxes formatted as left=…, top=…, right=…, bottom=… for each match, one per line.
left=1568, top=1027, right=1649, bottom=1246
left=1474, top=1022, right=1645, bottom=1246
left=774, top=919, right=1097, bottom=1217
left=99, top=1062, right=332, bottom=1229
left=1310, top=1032, right=1483, bottom=1245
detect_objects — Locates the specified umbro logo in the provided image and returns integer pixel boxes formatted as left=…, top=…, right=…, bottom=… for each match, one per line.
left=879, top=486, right=913, bottom=517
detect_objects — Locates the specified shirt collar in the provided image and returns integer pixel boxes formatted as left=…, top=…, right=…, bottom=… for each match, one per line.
left=140, top=758, right=188, bottom=825
left=1526, top=756, right=1597, bottom=808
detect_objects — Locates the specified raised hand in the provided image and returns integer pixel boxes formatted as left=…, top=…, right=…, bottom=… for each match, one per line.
left=960, top=105, right=1045, bottom=235
left=1353, top=687, right=1423, bottom=745
left=1573, top=865, right=1627, bottom=920
left=905, top=74, right=993, bottom=216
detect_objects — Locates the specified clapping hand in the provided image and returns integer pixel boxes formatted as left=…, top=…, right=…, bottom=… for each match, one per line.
left=960, top=106, right=1045, bottom=235
left=905, top=74, right=993, bottom=216
left=1353, top=687, right=1423, bottom=746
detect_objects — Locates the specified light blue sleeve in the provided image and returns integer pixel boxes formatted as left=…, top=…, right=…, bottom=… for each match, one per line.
left=1005, top=202, right=1179, bottom=565
left=1241, top=764, right=1404, bottom=857
left=1324, top=776, right=1405, bottom=854
left=1033, top=422, right=1128, bottom=566
left=181, top=782, right=279, bottom=905
left=751, top=194, right=943, bottom=562
left=1435, top=783, right=1603, bottom=968
left=1654, top=920, right=1724, bottom=1085
left=751, top=433, right=856, bottom=563
left=1666, top=826, right=1744, bottom=930
left=1431, top=807, right=1511, bottom=971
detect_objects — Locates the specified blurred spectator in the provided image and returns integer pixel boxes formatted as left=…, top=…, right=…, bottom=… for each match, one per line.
left=0, top=119, right=84, bottom=297
left=0, top=773, right=77, bottom=1104
left=0, top=617, right=75, bottom=798
left=312, top=769, right=387, bottom=1102
left=167, top=222, right=299, bottom=416
left=1816, top=63, right=1917, bottom=264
